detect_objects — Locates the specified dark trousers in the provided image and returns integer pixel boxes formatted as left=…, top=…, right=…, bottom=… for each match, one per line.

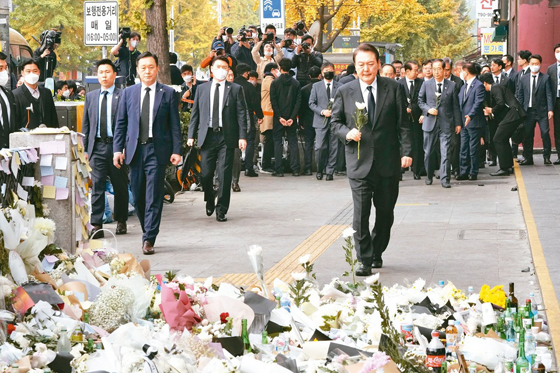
left=273, top=119, right=300, bottom=173
left=460, top=126, right=484, bottom=176
left=261, top=129, right=274, bottom=169
left=335, top=138, right=346, bottom=172
left=553, top=98, right=560, bottom=156
left=450, top=131, right=461, bottom=174
left=90, top=140, right=129, bottom=226
left=410, top=120, right=425, bottom=175
left=201, top=130, right=234, bottom=215
left=494, top=118, right=524, bottom=170
left=129, top=143, right=165, bottom=244
left=522, top=108, right=551, bottom=158
left=423, top=125, right=452, bottom=181
left=487, top=118, right=498, bottom=161
left=314, top=124, right=338, bottom=175
left=302, top=121, right=315, bottom=173
left=245, top=116, right=256, bottom=171
left=349, top=164, right=400, bottom=266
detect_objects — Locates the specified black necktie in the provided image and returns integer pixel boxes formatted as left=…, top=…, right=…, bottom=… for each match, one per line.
left=0, top=93, right=9, bottom=131
left=464, top=84, right=469, bottom=101
left=367, top=86, right=375, bottom=126
left=326, top=83, right=331, bottom=100
left=100, top=91, right=108, bottom=139
left=531, top=75, right=537, bottom=107
left=437, top=83, right=442, bottom=94
left=495, top=76, right=499, bottom=84
left=409, top=81, right=414, bottom=98
left=212, top=83, right=220, bottom=130
left=140, top=87, right=151, bottom=143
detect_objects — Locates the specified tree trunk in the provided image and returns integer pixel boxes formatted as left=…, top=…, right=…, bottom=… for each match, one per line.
left=146, top=0, right=171, bottom=84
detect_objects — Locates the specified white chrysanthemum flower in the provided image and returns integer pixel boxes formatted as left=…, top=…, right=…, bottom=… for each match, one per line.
left=292, top=272, right=306, bottom=281
left=342, top=227, right=356, bottom=238
left=355, top=102, right=367, bottom=110
left=364, top=273, right=380, bottom=285
left=34, top=217, right=56, bottom=238
left=247, top=245, right=262, bottom=255
left=298, top=254, right=311, bottom=264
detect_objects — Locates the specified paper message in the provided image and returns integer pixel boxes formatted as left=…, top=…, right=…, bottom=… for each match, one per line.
left=56, top=188, right=69, bottom=200
left=43, top=186, right=56, bottom=199
left=54, top=176, right=68, bottom=188
left=41, top=175, right=54, bottom=186
left=17, top=184, right=28, bottom=200
left=22, top=177, right=35, bottom=187
left=55, top=156, right=68, bottom=170
left=40, top=166, right=54, bottom=176
left=40, top=154, right=53, bottom=167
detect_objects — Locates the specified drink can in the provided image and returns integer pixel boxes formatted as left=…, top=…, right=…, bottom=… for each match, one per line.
left=401, top=323, right=414, bottom=343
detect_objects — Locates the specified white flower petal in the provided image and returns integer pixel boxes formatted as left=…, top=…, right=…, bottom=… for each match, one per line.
left=298, top=254, right=311, bottom=264
left=364, top=273, right=380, bottom=285
left=355, top=102, right=366, bottom=110
left=292, top=272, right=306, bottom=281
left=342, top=227, right=356, bottom=238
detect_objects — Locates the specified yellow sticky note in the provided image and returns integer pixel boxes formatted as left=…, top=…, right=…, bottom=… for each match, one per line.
left=14, top=152, right=20, bottom=166
left=43, top=186, right=56, bottom=199
left=88, top=240, right=103, bottom=250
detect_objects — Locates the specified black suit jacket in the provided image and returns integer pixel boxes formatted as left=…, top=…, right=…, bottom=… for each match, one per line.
left=0, top=86, right=19, bottom=148
left=12, top=84, right=59, bottom=129
left=299, top=79, right=320, bottom=127
left=82, top=87, right=121, bottom=155
left=516, top=72, right=554, bottom=119
left=399, top=77, right=423, bottom=120
left=233, top=76, right=263, bottom=126
left=489, top=84, right=526, bottom=125
left=338, top=74, right=356, bottom=85
left=450, top=74, right=464, bottom=91
left=188, top=81, right=247, bottom=149
left=331, top=77, right=411, bottom=178
left=493, top=73, right=515, bottom=94
left=170, top=65, right=184, bottom=86
left=547, top=63, right=559, bottom=100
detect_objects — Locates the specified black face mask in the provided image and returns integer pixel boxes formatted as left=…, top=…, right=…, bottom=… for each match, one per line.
left=323, top=71, right=334, bottom=80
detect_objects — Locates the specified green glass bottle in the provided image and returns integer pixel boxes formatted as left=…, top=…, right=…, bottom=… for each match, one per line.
left=241, top=319, right=252, bottom=353
left=515, top=328, right=530, bottom=373
left=497, top=316, right=507, bottom=340
left=508, top=282, right=518, bottom=312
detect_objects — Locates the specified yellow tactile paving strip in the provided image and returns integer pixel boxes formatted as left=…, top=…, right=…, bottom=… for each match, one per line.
left=515, top=163, right=560, bottom=365
left=198, top=224, right=350, bottom=288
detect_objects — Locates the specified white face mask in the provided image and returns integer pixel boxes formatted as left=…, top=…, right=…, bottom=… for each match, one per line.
left=252, top=33, right=258, bottom=39
left=183, top=75, right=192, bottom=83
left=264, top=51, right=273, bottom=57
left=213, top=68, right=228, bottom=81
left=24, top=73, right=40, bottom=85
left=459, top=71, right=466, bottom=80
left=530, top=65, right=540, bottom=73
left=0, top=70, right=9, bottom=86
left=222, top=35, right=228, bottom=42
left=131, top=40, right=138, bottom=48
left=556, top=53, right=560, bottom=61
left=274, top=70, right=281, bottom=78
left=62, top=90, right=70, bottom=98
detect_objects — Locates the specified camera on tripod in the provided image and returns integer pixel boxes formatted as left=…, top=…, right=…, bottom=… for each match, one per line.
left=39, top=29, right=62, bottom=53
left=119, top=27, right=132, bottom=40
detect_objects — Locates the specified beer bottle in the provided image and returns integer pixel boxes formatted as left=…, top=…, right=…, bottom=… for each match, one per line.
left=508, top=283, right=518, bottom=312
left=241, top=319, right=252, bottom=353
left=531, top=355, right=546, bottom=372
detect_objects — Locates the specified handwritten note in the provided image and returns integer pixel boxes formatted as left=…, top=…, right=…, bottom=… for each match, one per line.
left=54, top=176, right=68, bottom=189
left=55, top=156, right=67, bottom=170
left=55, top=188, right=69, bottom=200
left=17, top=184, right=28, bottom=200
left=22, top=177, right=35, bottom=187
left=40, top=166, right=54, bottom=176
left=40, top=154, right=53, bottom=167
left=41, top=175, right=54, bottom=186
left=43, top=186, right=56, bottom=199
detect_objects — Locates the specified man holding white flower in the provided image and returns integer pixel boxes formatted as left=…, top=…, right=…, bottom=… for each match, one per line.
left=331, top=43, right=412, bottom=276
left=309, top=61, right=341, bottom=180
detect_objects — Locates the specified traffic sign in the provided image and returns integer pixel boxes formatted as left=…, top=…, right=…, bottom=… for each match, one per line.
left=260, top=0, right=285, bottom=35
left=84, top=1, right=119, bottom=46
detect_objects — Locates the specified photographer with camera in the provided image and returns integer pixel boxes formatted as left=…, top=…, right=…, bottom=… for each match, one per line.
left=252, top=32, right=284, bottom=82
left=231, top=27, right=257, bottom=70
left=282, top=28, right=298, bottom=62
left=212, top=26, right=235, bottom=55
left=33, top=30, right=61, bottom=82
left=258, top=25, right=282, bottom=56
left=292, top=34, right=323, bottom=86
left=110, top=29, right=141, bottom=86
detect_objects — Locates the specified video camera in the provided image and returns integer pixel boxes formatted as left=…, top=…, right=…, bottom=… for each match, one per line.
left=284, top=39, right=293, bottom=48
left=237, top=26, right=249, bottom=42
left=296, top=20, right=305, bottom=31
left=301, top=42, right=310, bottom=50
left=222, top=26, right=234, bottom=35
left=39, top=29, right=62, bottom=53
left=265, top=32, right=275, bottom=42
left=120, top=27, right=131, bottom=39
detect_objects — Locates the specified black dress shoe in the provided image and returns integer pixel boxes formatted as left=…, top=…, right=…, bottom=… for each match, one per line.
left=441, top=180, right=451, bottom=188
left=413, top=174, right=421, bottom=180
left=206, top=201, right=215, bottom=216
left=456, top=174, right=469, bottom=180
left=271, top=172, right=284, bottom=177
left=116, top=221, right=127, bottom=235
left=468, top=174, right=477, bottom=180
left=435, top=174, right=440, bottom=179
left=554, top=159, right=560, bottom=165
left=335, top=171, right=347, bottom=176
left=325, top=174, right=333, bottom=181
left=142, top=240, right=155, bottom=255
left=544, top=157, right=552, bottom=165
left=355, top=264, right=372, bottom=276
left=216, top=212, right=227, bottom=222
left=519, top=158, right=534, bottom=166
left=90, top=225, right=104, bottom=239
left=245, top=169, right=259, bottom=177
left=425, top=178, right=433, bottom=185
left=490, top=169, right=510, bottom=176
left=316, top=172, right=323, bottom=180
left=372, top=259, right=383, bottom=269
left=292, top=172, right=300, bottom=176
left=232, top=183, right=241, bottom=192
left=302, top=170, right=312, bottom=175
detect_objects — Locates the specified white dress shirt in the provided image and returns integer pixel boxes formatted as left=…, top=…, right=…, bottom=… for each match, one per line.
left=493, top=73, right=501, bottom=84
left=464, top=76, right=476, bottom=98
left=359, top=77, right=378, bottom=114
left=434, top=79, right=444, bottom=98
left=556, top=62, right=560, bottom=98
left=504, top=67, right=513, bottom=78
left=97, top=85, right=115, bottom=138
left=209, top=79, right=225, bottom=128
left=0, top=88, right=11, bottom=128
left=141, top=81, right=157, bottom=137
left=529, top=72, right=540, bottom=108
left=25, top=83, right=40, bottom=99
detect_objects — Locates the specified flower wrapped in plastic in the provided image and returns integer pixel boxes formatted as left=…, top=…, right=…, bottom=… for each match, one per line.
left=159, top=281, right=202, bottom=331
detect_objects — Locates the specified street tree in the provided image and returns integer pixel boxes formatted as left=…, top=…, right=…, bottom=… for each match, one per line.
left=145, top=0, right=171, bottom=84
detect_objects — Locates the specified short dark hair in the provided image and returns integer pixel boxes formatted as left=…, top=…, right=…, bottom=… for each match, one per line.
left=264, top=62, right=278, bottom=74
left=503, top=54, right=514, bottom=65
left=169, top=52, right=178, bottom=64
left=137, top=51, right=158, bottom=66
left=308, top=66, right=321, bottom=79
left=130, top=31, right=141, bottom=40
left=382, top=63, right=396, bottom=73
left=248, top=71, right=259, bottom=79
left=96, top=58, right=117, bottom=72
left=67, top=80, right=77, bottom=92
left=352, top=43, right=380, bottom=63
left=442, top=57, right=453, bottom=69
left=265, top=24, right=276, bottom=32
left=518, top=50, right=532, bottom=61
left=479, top=73, right=495, bottom=85
left=393, top=60, right=403, bottom=65
left=490, top=58, right=504, bottom=69
left=462, top=62, right=478, bottom=76
left=181, top=64, right=193, bottom=74
left=554, top=43, right=560, bottom=52
left=278, top=58, right=292, bottom=73
left=404, top=61, right=418, bottom=71
left=284, top=28, right=297, bottom=36
left=301, top=34, right=314, bottom=44
left=529, top=54, right=542, bottom=63
left=211, top=56, right=230, bottom=67
left=77, top=85, right=86, bottom=94
left=22, top=58, right=41, bottom=71
left=321, top=61, right=334, bottom=71
left=431, top=58, right=444, bottom=67
left=248, top=25, right=258, bottom=31
left=237, top=63, right=252, bottom=76
left=0, top=52, right=7, bottom=61
left=422, top=59, right=432, bottom=67
left=55, top=80, right=67, bottom=91
left=346, top=63, right=355, bottom=75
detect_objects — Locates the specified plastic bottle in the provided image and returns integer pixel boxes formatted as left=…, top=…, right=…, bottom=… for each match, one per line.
left=445, top=321, right=458, bottom=356
left=531, top=355, right=546, bottom=372
left=524, top=325, right=536, bottom=366
left=71, top=325, right=83, bottom=342
left=426, top=331, right=446, bottom=372
left=57, top=327, right=71, bottom=353
left=455, top=320, right=464, bottom=343
left=528, top=293, right=538, bottom=317
left=280, top=293, right=291, bottom=313
left=467, top=286, right=475, bottom=298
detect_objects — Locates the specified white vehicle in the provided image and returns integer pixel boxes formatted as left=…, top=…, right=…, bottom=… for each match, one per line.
left=272, top=9, right=280, bottom=17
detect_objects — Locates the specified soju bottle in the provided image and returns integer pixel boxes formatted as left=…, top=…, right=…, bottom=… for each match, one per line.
left=508, top=283, right=518, bottom=312
left=515, top=328, right=530, bottom=373
left=241, top=319, right=252, bottom=353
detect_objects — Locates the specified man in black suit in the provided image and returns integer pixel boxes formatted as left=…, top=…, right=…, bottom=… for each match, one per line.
left=443, top=57, right=464, bottom=176
left=512, top=50, right=532, bottom=159
left=479, top=73, right=526, bottom=176
left=331, top=43, right=412, bottom=275
left=82, top=59, right=128, bottom=238
left=516, top=54, right=555, bottom=165
left=502, top=54, right=518, bottom=90
left=0, top=53, right=19, bottom=148
left=299, top=66, right=321, bottom=175
left=400, top=61, right=424, bottom=179
left=12, top=59, right=58, bottom=129
left=113, top=52, right=182, bottom=255
left=169, top=52, right=184, bottom=86
left=187, top=56, right=248, bottom=222
left=270, top=58, right=301, bottom=176
left=339, top=63, right=357, bottom=85
left=547, top=43, right=560, bottom=164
